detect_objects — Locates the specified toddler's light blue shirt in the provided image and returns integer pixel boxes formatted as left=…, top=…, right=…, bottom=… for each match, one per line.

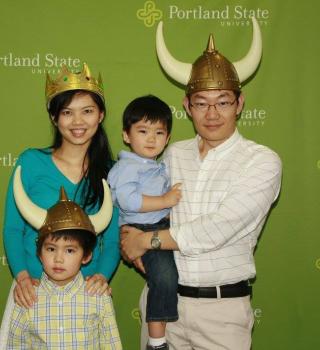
left=107, top=151, right=170, bottom=226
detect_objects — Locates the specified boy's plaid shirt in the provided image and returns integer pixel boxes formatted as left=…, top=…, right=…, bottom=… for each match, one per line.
left=8, top=272, right=122, bottom=349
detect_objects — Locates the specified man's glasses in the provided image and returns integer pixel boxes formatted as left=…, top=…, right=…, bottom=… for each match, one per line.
left=189, top=98, right=237, bottom=114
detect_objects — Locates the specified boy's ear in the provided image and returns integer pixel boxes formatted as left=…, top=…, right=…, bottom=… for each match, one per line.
left=82, top=252, right=93, bottom=265
left=165, top=134, right=171, bottom=146
left=122, top=130, right=130, bottom=144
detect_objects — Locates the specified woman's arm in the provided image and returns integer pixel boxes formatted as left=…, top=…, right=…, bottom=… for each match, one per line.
left=3, top=151, right=40, bottom=307
left=83, top=207, right=120, bottom=295
left=82, top=206, right=120, bottom=280
left=3, top=156, right=30, bottom=277
left=95, top=206, right=121, bottom=279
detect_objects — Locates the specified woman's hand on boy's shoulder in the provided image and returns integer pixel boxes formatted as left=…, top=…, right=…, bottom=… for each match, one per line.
left=85, top=273, right=112, bottom=296
left=14, top=270, right=39, bottom=308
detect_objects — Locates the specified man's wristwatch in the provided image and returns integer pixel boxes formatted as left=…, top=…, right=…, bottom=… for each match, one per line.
left=150, top=230, right=161, bottom=250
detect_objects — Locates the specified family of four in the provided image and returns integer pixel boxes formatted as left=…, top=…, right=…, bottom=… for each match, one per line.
left=0, top=18, right=281, bottom=350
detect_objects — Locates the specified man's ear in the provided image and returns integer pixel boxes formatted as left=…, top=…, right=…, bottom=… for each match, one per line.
left=236, top=93, right=245, bottom=115
left=122, top=130, right=130, bottom=144
left=82, top=252, right=92, bottom=265
left=182, top=96, right=192, bottom=117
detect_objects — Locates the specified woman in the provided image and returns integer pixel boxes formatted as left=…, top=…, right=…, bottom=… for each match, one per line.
left=0, top=63, right=120, bottom=347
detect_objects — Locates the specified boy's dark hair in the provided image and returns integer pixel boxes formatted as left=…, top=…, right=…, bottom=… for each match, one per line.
left=123, top=95, right=172, bottom=134
left=36, top=229, right=97, bottom=259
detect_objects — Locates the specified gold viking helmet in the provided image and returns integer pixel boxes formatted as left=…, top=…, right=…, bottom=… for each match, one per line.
left=39, top=187, right=95, bottom=236
left=45, top=63, right=104, bottom=107
left=13, top=166, right=113, bottom=237
left=156, top=17, right=262, bottom=94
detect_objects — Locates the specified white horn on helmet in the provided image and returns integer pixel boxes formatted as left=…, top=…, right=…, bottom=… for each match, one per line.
left=156, top=18, right=262, bottom=90
left=13, top=166, right=47, bottom=229
left=89, top=179, right=113, bottom=234
left=156, top=21, right=192, bottom=85
left=233, top=17, right=262, bottom=83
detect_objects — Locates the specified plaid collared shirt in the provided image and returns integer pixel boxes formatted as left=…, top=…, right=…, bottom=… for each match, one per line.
left=8, top=272, right=122, bottom=349
left=165, top=130, right=282, bottom=286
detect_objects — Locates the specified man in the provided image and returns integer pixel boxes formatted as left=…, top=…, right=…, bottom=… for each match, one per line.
left=121, top=18, right=282, bottom=350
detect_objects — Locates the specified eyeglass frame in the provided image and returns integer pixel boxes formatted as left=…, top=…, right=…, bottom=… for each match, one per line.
left=188, top=97, right=238, bottom=114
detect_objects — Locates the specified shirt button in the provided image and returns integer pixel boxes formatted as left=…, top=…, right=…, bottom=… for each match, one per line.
left=59, top=327, right=63, bottom=332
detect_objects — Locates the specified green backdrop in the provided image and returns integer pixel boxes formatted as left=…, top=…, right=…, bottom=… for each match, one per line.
left=0, top=0, right=319, bottom=349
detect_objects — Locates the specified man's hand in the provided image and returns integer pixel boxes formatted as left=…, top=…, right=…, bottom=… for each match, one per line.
left=132, top=257, right=146, bottom=274
left=85, top=274, right=111, bottom=296
left=162, top=183, right=182, bottom=208
left=120, top=225, right=148, bottom=262
left=14, top=270, right=39, bottom=308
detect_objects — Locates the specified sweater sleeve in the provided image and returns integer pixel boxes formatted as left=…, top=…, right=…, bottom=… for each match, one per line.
left=3, top=152, right=31, bottom=277
left=94, top=206, right=120, bottom=280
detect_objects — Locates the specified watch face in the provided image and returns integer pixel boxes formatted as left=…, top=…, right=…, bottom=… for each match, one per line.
left=151, top=236, right=161, bottom=249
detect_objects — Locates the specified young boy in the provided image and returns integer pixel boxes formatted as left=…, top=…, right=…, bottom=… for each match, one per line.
left=8, top=167, right=122, bottom=349
left=108, top=95, right=181, bottom=350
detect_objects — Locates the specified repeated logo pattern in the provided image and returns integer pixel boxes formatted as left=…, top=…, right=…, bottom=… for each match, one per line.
left=131, top=307, right=141, bottom=324
left=137, top=1, right=162, bottom=27
left=0, top=153, right=17, bottom=167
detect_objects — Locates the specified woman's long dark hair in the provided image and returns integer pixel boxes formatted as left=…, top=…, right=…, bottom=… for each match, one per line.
left=47, top=89, right=113, bottom=209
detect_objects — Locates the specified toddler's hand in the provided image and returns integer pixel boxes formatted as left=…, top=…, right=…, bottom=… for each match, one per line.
left=163, top=183, right=182, bottom=208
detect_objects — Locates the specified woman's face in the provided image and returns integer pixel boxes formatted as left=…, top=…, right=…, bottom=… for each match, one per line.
left=53, top=92, right=104, bottom=149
